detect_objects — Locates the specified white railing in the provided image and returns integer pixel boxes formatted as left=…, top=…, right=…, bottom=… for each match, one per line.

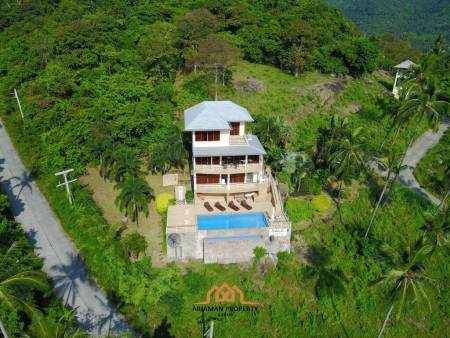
left=196, top=182, right=261, bottom=191
left=195, top=163, right=261, bottom=171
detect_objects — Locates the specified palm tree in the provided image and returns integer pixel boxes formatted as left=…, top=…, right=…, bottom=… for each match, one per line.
left=111, top=146, right=142, bottom=182
left=291, top=153, right=313, bottom=193
left=99, top=145, right=115, bottom=180
left=252, top=115, right=292, bottom=150
left=148, top=127, right=188, bottom=175
left=27, top=308, right=85, bottom=338
left=422, top=209, right=449, bottom=247
left=373, top=238, right=434, bottom=338
left=329, top=126, right=366, bottom=209
left=0, top=269, right=47, bottom=337
left=398, top=76, right=448, bottom=165
left=115, top=174, right=154, bottom=225
left=122, top=233, right=147, bottom=259
left=365, top=151, right=406, bottom=238
left=0, top=269, right=47, bottom=311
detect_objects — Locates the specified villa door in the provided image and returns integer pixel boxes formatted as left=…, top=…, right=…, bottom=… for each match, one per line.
left=230, top=174, right=245, bottom=183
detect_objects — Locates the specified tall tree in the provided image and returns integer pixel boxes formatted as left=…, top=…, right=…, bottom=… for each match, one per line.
left=0, top=269, right=47, bottom=324
left=365, top=151, right=406, bottom=238
left=111, top=147, right=142, bottom=183
left=329, top=125, right=365, bottom=209
left=114, top=174, right=154, bottom=225
left=196, top=36, right=240, bottom=100
left=373, top=238, right=434, bottom=338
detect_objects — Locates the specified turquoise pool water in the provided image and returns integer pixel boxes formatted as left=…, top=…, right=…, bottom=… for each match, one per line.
left=198, top=212, right=267, bottom=230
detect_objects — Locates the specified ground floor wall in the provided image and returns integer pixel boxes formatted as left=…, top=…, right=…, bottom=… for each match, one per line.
left=166, top=226, right=291, bottom=263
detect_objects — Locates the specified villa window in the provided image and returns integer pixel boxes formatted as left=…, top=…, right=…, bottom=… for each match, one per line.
left=195, top=131, right=220, bottom=141
left=230, top=174, right=245, bottom=183
left=248, top=155, right=260, bottom=164
left=197, top=174, right=220, bottom=184
left=212, top=157, right=220, bottom=165
left=230, top=122, right=240, bottom=136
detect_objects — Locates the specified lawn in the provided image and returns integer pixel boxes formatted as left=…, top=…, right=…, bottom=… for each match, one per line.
left=80, top=167, right=189, bottom=267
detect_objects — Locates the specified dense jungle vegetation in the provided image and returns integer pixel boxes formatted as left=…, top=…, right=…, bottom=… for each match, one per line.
left=327, top=0, right=450, bottom=50
left=0, top=190, right=84, bottom=337
left=0, top=0, right=449, bottom=337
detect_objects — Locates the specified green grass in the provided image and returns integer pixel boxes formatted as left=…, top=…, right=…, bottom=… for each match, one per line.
left=414, top=130, right=449, bottom=199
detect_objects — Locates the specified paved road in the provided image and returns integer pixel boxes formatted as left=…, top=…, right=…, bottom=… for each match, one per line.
left=373, top=118, right=449, bottom=205
left=0, top=121, right=131, bottom=337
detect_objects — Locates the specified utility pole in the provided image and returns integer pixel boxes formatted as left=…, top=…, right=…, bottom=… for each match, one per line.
left=11, top=88, right=24, bottom=120
left=204, top=321, right=214, bottom=338
left=55, top=169, right=77, bottom=204
left=0, top=318, right=9, bottom=338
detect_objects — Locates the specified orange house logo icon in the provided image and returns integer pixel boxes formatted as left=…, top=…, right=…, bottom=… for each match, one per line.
left=194, top=282, right=259, bottom=305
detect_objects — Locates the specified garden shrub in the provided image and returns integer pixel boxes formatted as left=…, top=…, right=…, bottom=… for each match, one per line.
left=300, top=175, right=322, bottom=195
left=156, top=193, right=175, bottom=214
left=285, top=199, right=315, bottom=223
left=253, top=246, right=267, bottom=260
left=311, top=193, right=333, bottom=217
left=185, top=190, right=194, bottom=202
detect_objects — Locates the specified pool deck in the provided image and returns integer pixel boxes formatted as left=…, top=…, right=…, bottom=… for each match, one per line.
left=166, top=197, right=291, bottom=263
left=167, top=199, right=275, bottom=231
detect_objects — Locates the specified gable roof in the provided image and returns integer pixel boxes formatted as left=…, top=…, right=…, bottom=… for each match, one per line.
left=184, top=101, right=254, bottom=131
left=394, top=60, right=417, bottom=69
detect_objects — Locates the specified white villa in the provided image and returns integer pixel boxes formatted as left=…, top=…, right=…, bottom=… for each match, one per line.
left=166, top=101, right=291, bottom=263
left=392, top=59, right=416, bottom=98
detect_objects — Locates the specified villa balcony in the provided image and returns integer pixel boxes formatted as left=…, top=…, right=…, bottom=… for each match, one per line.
left=195, top=181, right=268, bottom=194
left=193, top=162, right=262, bottom=174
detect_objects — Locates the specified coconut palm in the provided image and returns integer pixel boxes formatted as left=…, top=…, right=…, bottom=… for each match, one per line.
left=110, top=146, right=142, bottom=182
left=252, top=115, right=292, bottom=150
left=329, top=126, right=366, bottom=208
left=115, top=174, right=154, bottom=225
left=373, top=237, right=434, bottom=338
left=27, top=308, right=85, bottom=338
left=421, top=209, right=449, bottom=247
left=122, top=233, right=147, bottom=259
left=0, top=268, right=47, bottom=337
left=148, top=127, right=188, bottom=174
left=397, top=76, right=448, bottom=165
left=365, top=151, right=406, bottom=238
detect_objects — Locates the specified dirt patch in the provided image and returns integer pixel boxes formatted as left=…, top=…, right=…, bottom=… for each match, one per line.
left=340, top=103, right=361, bottom=116
left=234, top=77, right=265, bottom=96
left=315, top=77, right=345, bottom=106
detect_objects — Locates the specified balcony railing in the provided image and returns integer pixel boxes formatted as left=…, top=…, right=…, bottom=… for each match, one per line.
left=195, top=163, right=261, bottom=172
left=195, top=182, right=265, bottom=193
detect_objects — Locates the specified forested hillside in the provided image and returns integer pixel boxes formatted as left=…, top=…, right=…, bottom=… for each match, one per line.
left=327, top=0, right=450, bottom=50
left=0, top=1, right=449, bottom=337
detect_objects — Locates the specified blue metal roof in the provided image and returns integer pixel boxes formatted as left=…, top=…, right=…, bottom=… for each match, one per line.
left=184, top=101, right=254, bottom=131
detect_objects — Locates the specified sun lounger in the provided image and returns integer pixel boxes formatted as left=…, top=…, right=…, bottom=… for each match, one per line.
left=240, top=200, right=252, bottom=210
left=214, top=201, right=226, bottom=212
left=228, top=201, right=240, bottom=211
left=204, top=201, right=214, bottom=212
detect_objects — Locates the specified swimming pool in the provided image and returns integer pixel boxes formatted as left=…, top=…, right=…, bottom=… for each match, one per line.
left=197, top=212, right=268, bottom=230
